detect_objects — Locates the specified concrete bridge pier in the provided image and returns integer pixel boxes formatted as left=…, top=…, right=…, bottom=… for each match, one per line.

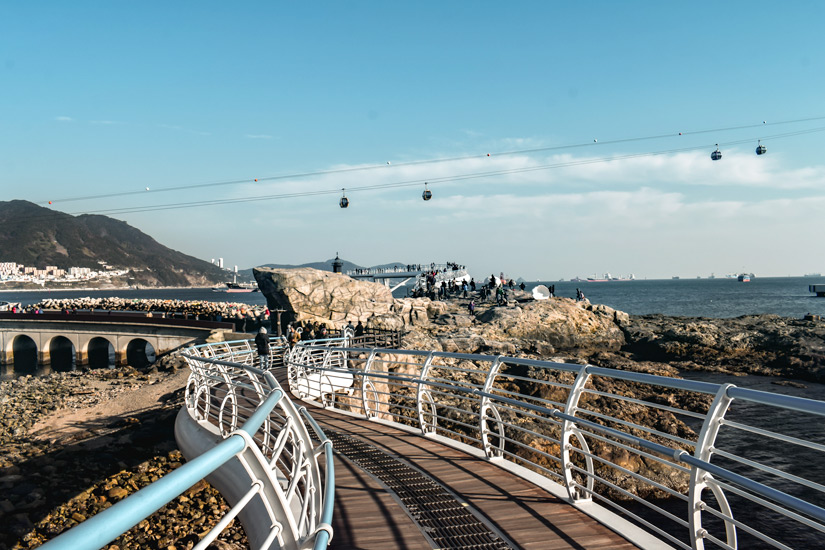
left=1, top=313, right=230, bottom=375
left=37, top=350, right=54, bottom=375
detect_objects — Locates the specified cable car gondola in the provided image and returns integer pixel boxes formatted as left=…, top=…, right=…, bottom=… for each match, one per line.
left=422, top=182, right=432, bottom=201
left=339, top=188, right=349, bottom=209
left=756, top=140, right=767, bottom=155
left=711, top=144, right=722, bottom=161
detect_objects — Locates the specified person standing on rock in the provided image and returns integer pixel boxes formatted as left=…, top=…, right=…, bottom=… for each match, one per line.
left=255, top=327, right=271, bottom=369
left=468, top=300, right=475, bottom=315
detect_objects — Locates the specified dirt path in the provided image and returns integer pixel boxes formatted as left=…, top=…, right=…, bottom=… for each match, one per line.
left=30, top=369, right=190, bottom=444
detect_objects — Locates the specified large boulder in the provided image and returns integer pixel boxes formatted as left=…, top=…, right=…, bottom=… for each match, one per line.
left=254, top=267, right=436, bottom=329
left=254, top=267, right=396, bottom=326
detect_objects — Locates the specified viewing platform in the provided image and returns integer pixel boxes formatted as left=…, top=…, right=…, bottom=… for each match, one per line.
left=346, top=262, right=471, bottom=292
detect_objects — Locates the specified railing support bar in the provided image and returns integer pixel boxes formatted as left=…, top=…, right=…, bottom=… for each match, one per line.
left=40, top=434, right=247, bottom=550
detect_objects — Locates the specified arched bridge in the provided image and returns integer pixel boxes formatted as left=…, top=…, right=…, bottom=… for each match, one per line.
left=0, top=312, right=233, bottom=373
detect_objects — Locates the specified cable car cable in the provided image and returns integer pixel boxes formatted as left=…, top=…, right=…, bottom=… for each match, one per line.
left=18, top=126, right=819, bottom=221
left=35, top=116, right=825, bottom=207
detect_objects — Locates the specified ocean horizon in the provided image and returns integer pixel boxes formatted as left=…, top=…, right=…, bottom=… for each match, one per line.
left=2, top=275, right=824, bottom=320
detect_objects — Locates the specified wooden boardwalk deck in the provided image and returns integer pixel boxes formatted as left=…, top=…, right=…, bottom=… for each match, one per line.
left=304, top=405, right=639, bottom=550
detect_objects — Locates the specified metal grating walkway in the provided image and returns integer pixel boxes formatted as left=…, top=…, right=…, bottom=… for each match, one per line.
left=325, top=428, right=512, bottom=550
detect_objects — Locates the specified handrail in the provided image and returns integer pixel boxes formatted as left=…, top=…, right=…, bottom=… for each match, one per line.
left=40, top=389, right=283, bottom=550
left=40, top=337, right=334, bottom=550
left=180, top=342, right=334, bottom=550
left=288, top=342, right=825, bottom=550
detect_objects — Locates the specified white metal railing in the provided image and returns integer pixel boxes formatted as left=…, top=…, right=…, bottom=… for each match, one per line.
left=179, top=337, right=334, bottom=550
left=40, top=336, right=334, bottom=550
left=287, top=342, right=825, bottom=550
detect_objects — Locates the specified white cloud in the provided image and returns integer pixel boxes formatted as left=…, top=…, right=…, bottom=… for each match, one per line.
left=123, top=146, right=825, bottom=278
left=55, top=116, right=73, bottom=122
left=245, top=134, right=273, bottom=140
left=90, top=120, right=118, bottom=125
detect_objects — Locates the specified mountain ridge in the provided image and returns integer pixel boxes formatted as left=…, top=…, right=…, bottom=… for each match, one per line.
left=0, top=200, right=228, bottom=287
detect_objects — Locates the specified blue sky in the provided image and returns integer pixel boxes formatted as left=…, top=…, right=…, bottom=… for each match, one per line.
left=2, top=2, right=824, bottom=279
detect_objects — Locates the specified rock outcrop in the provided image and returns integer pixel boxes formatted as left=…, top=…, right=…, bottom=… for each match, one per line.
left=619, top=314, right=825, bottom=381
left=254, top=267, right=435, bottom=328
left=254, top=267, right=629, bottom=355
left=255, top=267, right=392, bottom=326
left=256, top=266, right=825, bottom=382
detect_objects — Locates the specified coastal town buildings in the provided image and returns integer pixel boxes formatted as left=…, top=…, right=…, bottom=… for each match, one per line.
left=0, top=261, right=129, bottom=285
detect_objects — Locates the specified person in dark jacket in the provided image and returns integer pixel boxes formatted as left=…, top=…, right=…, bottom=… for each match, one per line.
left=255, top=326, right=270, bottom=368
left=354, top=320, right=365, bottom=337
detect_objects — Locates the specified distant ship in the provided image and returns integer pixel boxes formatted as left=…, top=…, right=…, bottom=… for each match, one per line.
left=737, top=274, right=752, bottom=282
left=805, top=273, right=822, bottom=277
left=213, top=281, right=258, bottom=293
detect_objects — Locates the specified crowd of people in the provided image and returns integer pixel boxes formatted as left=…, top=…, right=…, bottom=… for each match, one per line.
left=284, top=319, right=365, bottom=346
left=351, top=262, right=467, bottom=276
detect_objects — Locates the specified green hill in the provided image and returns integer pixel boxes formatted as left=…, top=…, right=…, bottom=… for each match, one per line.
left=0, top=200, right=227, bottom=287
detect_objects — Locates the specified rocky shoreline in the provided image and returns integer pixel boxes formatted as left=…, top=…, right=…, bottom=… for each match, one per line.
left=0, top=360, right=246, bottom=550
left=255, top=266, right=825, bottom=383
left=3, top=268, right=824, bottom=548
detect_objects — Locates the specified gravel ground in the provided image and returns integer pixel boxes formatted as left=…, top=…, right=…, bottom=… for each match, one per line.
left=0, top=359, right=248, bottom=550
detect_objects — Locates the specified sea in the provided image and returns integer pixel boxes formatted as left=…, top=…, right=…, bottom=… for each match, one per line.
left=2, top=276, right=825, bottom=319
left=408, top=275, right=825, bottom=319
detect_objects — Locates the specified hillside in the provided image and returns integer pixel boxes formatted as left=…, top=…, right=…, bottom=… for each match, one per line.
left=0, top=200, right=228, bottom=287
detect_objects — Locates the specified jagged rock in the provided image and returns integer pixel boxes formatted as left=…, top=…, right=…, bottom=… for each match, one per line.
left=254, top=267, right=435, bottom=329
left=473, top=299, right=625, bottom=353
left=620, top=314, right=825, bottom=381
left=255, top=267, right=394, bottom=326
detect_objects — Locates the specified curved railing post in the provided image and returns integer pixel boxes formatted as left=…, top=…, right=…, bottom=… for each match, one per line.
left=689, top=383, right=737, bottom=550
left=480, top=356, right=504, bottom=459
left=416, top=352, right=437, bottom=435
left=561, top=364, right=594, bottom=502
left=361, top=350, right=380, bottom=418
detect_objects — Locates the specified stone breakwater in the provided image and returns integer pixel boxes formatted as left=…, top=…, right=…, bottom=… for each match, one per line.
left=33, top=297, right=268, bottom=322
left=0, top=360, right=247, bottom=550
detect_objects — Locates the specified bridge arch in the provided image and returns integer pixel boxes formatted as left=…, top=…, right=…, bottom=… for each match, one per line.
left=12, top=334, right=38, bottom=374
left=48, top=336, right=76, bottom=372
left=86, top=337, right=115, bottom=369
left=125, top=338, right=156, bottom=369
